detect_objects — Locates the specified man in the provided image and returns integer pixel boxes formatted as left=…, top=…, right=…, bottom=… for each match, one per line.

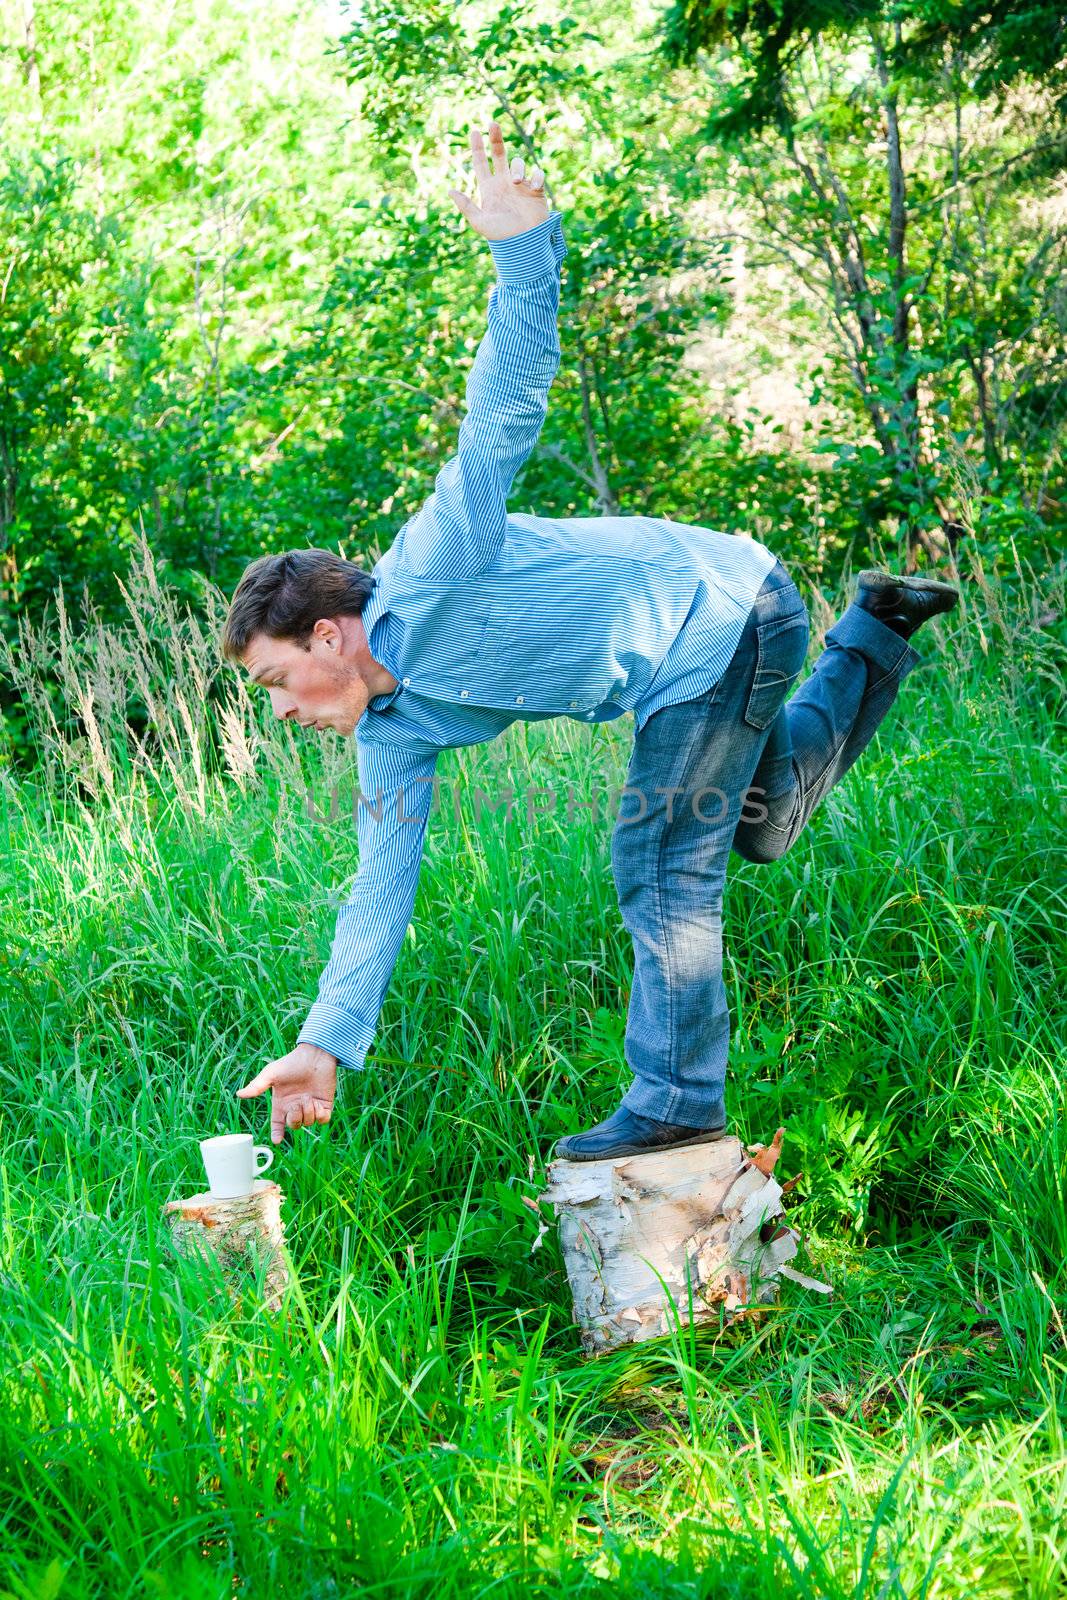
left=228, top=122, right=958, bottom=1158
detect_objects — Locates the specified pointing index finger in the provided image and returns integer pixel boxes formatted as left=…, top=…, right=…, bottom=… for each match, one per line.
left=236, top=1069, right=269, bottom=1098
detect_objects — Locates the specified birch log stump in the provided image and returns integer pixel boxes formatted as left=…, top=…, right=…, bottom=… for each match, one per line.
left=538, top=1127, right=831, bottom=1355
left=163, top=1179, right=292, bottom=1312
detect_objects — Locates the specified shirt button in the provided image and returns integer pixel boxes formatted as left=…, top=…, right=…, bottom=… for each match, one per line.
left=402, top=677, right=410, bottom=686
left=569, top=699, right=578, bottom=707
left=460, top=689, right=469, bottom=698
left=515, top=695, right=525, bottom=704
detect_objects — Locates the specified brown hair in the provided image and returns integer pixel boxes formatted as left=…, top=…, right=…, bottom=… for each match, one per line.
left=219, top=548, right=375, bottom=663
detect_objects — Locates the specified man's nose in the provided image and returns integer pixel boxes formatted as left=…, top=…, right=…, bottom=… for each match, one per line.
left=269, top=691, right=298, bottom=720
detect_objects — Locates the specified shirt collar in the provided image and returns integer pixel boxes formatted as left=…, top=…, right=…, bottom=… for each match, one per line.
left=360, top=570, right=388, bottom=638
left=361, top=572, right=405, bottom=712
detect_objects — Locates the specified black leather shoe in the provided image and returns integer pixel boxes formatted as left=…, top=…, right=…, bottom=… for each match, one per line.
left=553, top=1105, right=728, bottom=1163
left=853, top=569, right=960, bottom=641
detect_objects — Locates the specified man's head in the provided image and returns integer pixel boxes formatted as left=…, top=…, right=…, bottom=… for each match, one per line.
left=220, top=548, right=390, bottom=737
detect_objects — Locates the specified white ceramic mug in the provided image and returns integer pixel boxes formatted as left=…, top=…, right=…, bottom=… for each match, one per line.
left=199, top=1133, right=274, bottom=1199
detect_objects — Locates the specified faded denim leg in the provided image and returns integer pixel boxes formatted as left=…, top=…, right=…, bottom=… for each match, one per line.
left=614, top=560, right=809, bottom=1129
left=731, top=601, right=922, bottom=865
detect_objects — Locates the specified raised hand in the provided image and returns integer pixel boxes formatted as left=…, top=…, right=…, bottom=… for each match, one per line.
left=449, top=121, right=550, bottom=241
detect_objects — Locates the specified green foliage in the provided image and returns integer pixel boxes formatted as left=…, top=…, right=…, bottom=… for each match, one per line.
left=0, top=154, right=138, bottom=613
left=655, top=0, right=1067, bottom=558
left=661, top=0, right=1067, bottom=129
left=906, top=0, right=1067, bottom=100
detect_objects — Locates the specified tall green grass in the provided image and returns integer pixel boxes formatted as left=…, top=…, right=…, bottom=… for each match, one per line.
left=1, top=535, right=1065, bottom=1597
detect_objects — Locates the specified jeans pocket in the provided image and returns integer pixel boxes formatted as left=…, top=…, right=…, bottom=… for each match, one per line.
left=742, top=610, right=809, bottom=731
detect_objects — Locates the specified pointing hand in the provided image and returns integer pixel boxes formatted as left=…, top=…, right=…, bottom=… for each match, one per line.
left=236, top=1042, right=338, bottom=1145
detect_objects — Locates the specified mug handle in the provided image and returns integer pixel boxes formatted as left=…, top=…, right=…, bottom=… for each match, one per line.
left=254, top=1144, right=275, bottom=1176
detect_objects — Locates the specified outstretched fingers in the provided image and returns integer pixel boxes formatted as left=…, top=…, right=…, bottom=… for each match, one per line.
left=449, top=185, right=477, bottom=219
left=470, top=126, right=493, bottom=195
left=451, top=121, right=548, bottom=229
left=487, top=121, right=508, bottom=177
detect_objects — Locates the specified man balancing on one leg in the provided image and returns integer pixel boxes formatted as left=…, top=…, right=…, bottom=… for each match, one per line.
left=227, top=121, right=959, bottom=1156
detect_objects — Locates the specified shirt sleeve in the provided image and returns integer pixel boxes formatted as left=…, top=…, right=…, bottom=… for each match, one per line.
left=296, top=736, right=440, bottom=1071
left=395, top=209, right=567, bottom=583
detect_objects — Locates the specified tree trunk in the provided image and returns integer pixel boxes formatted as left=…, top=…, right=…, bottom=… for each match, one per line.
left=163, top=1180, right=292, bottom=1313
left=538, top=1128, right=831, bottom=1356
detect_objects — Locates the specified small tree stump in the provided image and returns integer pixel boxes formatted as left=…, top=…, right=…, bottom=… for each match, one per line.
left=163, top=1179, right=292, bottom=1312
left=538, top=1127, right=830, bottom=1355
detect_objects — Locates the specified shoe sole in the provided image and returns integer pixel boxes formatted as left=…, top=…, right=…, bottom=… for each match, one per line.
left=552, top=1124, right=729, bottom=1163
left=856, top=568, right=960, bottom=599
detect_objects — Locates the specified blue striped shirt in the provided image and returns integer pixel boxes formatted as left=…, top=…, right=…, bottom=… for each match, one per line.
left=296, top=209, right=778, bottom=1071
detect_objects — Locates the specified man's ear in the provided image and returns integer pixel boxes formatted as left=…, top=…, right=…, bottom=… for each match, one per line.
left=312, top=617, right=344, bottom=652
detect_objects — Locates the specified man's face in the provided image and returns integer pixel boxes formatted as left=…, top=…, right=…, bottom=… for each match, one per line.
left=241, top=622, right=372, bottom=738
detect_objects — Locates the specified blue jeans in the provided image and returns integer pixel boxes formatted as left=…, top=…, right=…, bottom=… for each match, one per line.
left=613, top=557, right=922, bottom=1128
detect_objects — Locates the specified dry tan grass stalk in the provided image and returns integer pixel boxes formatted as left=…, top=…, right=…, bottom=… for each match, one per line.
left=173, top=688, right=207, bottom=818
left=218, top=690, right=261, bottom=788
